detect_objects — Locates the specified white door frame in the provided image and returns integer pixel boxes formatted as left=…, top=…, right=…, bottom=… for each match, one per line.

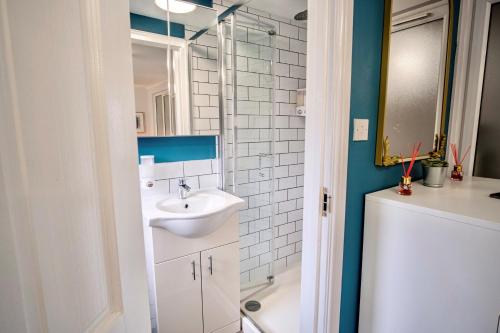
left=447, top=0, right=500, bottom=175
left=300, top=0, right=353, bottom=331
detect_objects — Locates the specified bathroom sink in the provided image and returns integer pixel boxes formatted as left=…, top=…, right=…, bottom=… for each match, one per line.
left=146, top=189, right=245, bottom=238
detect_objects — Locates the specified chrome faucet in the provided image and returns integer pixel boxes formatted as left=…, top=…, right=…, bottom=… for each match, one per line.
left=178, top=178, right=191, bottom=199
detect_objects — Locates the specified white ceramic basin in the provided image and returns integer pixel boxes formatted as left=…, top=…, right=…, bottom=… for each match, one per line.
left=146, top=189, right=245, bottom=238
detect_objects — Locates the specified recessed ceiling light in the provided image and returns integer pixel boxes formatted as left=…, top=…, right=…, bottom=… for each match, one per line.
left=155, top=0, right=196, bottom=14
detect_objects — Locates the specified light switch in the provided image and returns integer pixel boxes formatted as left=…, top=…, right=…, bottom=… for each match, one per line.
left=353, top=118, right=369, bottom=141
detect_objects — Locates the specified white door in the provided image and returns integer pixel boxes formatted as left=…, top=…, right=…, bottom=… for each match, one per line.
left=0, top=0, right=150, bottom=332
left=155, top=253, right=204, bottom=333
left=201, top=242, right=240, bottom=333
left=460, top=0, right=500, bottom=175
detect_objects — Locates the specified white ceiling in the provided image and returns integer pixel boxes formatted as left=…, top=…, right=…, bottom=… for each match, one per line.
left=132, top=43, right=168, bottom=87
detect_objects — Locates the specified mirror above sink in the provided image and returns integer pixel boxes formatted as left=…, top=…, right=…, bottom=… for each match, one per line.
left=130, top=0, right=219, bottom=137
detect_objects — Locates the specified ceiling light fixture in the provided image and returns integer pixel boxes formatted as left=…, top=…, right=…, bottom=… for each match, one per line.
left=155, top=0, right=196, bottom=14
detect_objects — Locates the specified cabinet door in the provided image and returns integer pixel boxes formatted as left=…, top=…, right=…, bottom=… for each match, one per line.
left=155, top=253, right=203, bottom=333
left=201, top=242, right=240, bottom=333
left=360, top=201, right=500, bottom=333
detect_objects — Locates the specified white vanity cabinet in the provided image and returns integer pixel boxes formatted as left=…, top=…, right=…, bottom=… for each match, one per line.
left=141, top=188, right=243, bottom=333
left=155, top=253, right=204, bottom=333
left=148, top=211, right=241, bottom=333
left=155, top=242, right=240, bottom=333
left=201, top=242, right=240, bottom=333
left=359, top=177, right=500, bottom=333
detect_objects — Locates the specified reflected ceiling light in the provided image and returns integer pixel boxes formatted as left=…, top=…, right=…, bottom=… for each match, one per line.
left=155, top=0, right=196, bottom=14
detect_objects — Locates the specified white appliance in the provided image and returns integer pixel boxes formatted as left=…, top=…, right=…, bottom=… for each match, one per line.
left=359, top=177, right=500, bottom=333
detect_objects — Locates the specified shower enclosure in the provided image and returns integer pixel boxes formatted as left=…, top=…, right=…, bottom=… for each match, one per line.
left=217, top=11, right=278, bottom=291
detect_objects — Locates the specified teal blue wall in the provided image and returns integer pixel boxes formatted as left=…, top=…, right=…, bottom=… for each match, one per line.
left=186, top=0, right=213, bottom=7
left=339, top=0, right=459, bottom=332
left=130, top=13, right=185, bottom=38
left=138, top=136, right=216, bottom=163
left=130, top=9, right=218, bottom=164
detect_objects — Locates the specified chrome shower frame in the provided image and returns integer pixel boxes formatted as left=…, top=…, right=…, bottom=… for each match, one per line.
left=217, top=10, right=278, bottom=292
left=217, top=21, right=227, bottom=190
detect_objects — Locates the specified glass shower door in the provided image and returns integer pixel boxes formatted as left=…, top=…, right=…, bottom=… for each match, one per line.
left=220, top=14, right=277, bottom=289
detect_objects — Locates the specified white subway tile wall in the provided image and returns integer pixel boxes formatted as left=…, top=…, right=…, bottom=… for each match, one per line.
left=139, top=159, right=219, bottom=192
left=186, top=26, right=220, bottom=135
left=214, top=0, right=306, bottom=285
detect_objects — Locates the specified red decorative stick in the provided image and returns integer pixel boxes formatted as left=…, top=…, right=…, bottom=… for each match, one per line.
left=450, top=143, right=471, bottom=165
left=405, top=142, right=421, bottom=177
left=451, top=144, right=459, bottom=164
left=459, top=145, right=471, bottom=165
left=398, top=143, right=420, bottom=196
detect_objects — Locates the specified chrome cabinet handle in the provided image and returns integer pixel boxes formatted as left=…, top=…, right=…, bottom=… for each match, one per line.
left=208, top=255, right=213, bottom=275
left=191, top=261, right=196, bottom=280
left=496, top=313, right=499, bottom=333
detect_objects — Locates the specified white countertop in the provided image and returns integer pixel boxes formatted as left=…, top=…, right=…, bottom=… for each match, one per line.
left=366, top=177, right=500, bottom=231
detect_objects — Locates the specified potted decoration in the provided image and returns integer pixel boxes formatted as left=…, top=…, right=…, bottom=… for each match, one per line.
left=421, top=158, right=449, bottom=187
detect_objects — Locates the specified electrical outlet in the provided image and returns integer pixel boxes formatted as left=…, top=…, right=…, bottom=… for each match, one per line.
left=353, top=118, right=369, bottom=141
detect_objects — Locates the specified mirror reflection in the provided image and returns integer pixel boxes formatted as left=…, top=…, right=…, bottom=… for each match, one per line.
left=376, top=0, right=452, bottom=166
left=129, top=1, right=218, bottom=137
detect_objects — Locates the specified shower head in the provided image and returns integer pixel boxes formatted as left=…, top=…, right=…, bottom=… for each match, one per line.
left=294, top=9, right=307, bottom=21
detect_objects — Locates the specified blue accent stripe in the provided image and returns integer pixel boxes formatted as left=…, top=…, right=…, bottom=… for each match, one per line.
left=185, top=0, right=213, bottom=7
left=138, top=136, right=217, bottom=163
left=130, top=13, right=185, bottom=38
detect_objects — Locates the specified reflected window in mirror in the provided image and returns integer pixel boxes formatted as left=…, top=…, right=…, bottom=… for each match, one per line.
left=376, top=0, right=454, bottom=166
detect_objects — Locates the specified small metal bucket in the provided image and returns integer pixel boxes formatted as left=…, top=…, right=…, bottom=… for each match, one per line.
left=422, top=166, right=447, bottom=187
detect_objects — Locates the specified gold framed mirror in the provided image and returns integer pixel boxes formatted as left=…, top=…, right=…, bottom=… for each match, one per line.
left=375, top=0, right=455, bottom=166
